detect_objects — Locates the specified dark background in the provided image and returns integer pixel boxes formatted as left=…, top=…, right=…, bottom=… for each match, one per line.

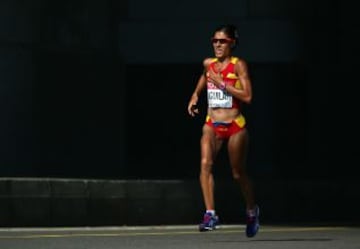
left=0, top=0, right=358, bottom=181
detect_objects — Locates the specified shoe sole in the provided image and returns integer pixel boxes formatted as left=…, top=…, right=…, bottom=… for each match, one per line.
left=199, top=226, right=216, bottom=232
left=199, top=224, right=219, bottom=232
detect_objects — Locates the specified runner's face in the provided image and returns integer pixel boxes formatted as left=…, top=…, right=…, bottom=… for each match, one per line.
left=211, top=31, right=233, bottom=58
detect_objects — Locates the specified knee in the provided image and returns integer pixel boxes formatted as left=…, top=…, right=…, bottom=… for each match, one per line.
left=232, top=172, right=242, bottom=181
left=232, top=169, right=247, bottom=182
left=200, top=158, right=213, bottom=174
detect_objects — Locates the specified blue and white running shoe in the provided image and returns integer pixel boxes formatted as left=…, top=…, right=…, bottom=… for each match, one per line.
left=199, top=212, right=219, bottom=232
left=246, top=205, right=260, bottom=237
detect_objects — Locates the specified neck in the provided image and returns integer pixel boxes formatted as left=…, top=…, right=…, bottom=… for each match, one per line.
left=216, top=56, right=231, bottom=63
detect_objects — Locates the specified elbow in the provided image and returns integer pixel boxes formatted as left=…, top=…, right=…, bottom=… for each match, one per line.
left=243, top=96, right=252, bottom=104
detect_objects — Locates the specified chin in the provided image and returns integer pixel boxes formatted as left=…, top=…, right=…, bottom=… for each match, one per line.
left=215, top=52, right=222, bottom=57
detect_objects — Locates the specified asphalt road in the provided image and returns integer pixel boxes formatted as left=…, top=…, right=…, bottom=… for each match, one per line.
left=0, top=224, right=359, bottom=249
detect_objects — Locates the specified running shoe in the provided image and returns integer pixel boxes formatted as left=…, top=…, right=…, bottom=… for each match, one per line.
left=198, top=212, right=219, bottom=232
left=246, top=205, right=260, bottom=237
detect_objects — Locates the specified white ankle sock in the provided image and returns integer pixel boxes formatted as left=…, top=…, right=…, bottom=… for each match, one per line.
left=206, top=210, right=215, bottom=216
left=247, top=209, right=256, bottom=217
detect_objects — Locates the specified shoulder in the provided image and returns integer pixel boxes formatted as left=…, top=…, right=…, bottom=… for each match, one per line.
left=231, top=56, right=247, bottom=66
left=202, top=57, right=217, bottom=68
left=233, top=57, right=248, bottom=73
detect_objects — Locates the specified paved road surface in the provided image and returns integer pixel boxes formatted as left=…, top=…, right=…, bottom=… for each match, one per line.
left=0, top=224, right=359, bottom=249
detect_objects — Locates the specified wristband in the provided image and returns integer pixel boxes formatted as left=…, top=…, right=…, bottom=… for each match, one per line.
left=219, top=82, right=226, bottom=90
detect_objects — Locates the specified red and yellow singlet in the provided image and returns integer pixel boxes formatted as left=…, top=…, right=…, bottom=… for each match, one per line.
left=206, top=56, right=243, bottom=110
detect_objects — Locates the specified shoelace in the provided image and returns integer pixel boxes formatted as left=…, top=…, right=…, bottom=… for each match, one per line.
left=203, top=214, right=212, bottom=222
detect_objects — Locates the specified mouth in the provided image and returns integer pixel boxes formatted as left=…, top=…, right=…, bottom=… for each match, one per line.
left=216, top=47, right=222, bottom=51
left=215, top=48, right=223, bottom=54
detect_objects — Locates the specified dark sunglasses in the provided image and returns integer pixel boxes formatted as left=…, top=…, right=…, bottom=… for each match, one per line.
left=211, top=38, right=233, bottom=44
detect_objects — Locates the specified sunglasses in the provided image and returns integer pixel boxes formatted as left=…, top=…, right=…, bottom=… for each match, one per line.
left=211, top=38, right=233, bottom=44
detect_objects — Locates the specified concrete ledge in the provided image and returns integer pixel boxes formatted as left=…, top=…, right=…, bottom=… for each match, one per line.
left=0, top=177, right=359, bottom=227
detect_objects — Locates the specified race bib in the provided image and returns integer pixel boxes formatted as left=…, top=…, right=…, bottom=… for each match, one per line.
left=207, top=88, right=232, bottom=108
